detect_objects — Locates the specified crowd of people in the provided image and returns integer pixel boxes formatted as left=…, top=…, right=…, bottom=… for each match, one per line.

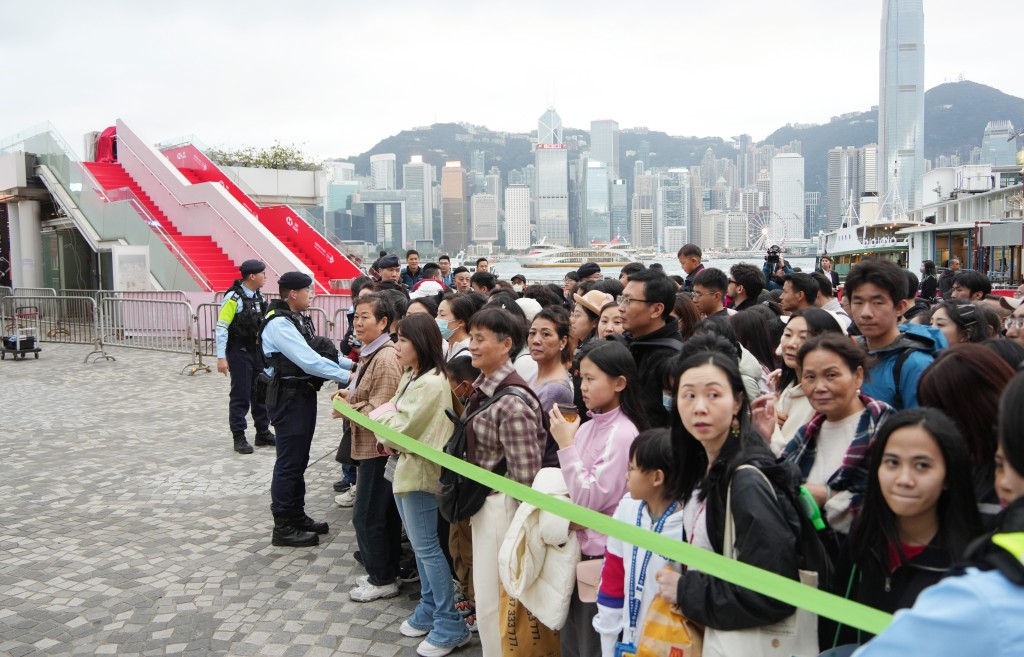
left=218, top=244, right=1024, bottom=657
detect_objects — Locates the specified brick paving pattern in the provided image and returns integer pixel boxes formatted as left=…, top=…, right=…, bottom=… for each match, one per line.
left=0, top=344, right=483, bottom=657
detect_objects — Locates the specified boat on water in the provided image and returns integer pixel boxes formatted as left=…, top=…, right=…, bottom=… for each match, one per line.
left=515, top=239, right=636, bottom=268
left=818, top=172, right=924, bottom=278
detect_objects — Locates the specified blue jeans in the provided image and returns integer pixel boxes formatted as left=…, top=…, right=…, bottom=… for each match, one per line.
left=395, top=491, right=469, bottom=648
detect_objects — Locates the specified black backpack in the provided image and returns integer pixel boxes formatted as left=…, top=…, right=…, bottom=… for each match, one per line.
left=437, top=386, right=535, bottom=523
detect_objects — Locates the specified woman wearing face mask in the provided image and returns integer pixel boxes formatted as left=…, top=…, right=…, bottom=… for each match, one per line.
left=822, top=408, right=981, bottom=652
left=783, top=335, right=894, bottom=534
left=750, top=307, right=843, bottom=455
left=527, top=307, right=574, bottom=416
left=437, top=292, right=485, bottom=362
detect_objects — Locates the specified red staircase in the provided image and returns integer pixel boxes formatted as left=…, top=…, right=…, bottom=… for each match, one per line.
left=160, top=144, right=361, bottom=293
left=84, top=162, right=239, bottom=291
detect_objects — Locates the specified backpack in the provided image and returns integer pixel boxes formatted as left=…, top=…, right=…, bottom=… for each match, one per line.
left=437, top=386, right=536, bottom=523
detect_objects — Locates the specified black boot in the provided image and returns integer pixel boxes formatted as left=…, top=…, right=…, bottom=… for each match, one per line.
left=272, top=514, right=319, bottom=547
left=233, top=431, right=253, bottom=454
left=294, top=513, right=329, bottom=535
left=254, top=428, right=276, bottom=447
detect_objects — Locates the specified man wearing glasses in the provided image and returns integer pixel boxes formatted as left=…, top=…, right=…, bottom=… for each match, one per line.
left=1004, top=300, right=1024, bottom=348
left=616, top=268, right=683, bottom=427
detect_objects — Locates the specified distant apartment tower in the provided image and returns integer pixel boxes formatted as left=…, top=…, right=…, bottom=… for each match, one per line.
left=535, top=144, right=570, bottom=245
left=370, top=153, right=397, bottom=190
left=611, top=180, right=629, bottom=240
left=538, top=108, right=563, bottom=145
left=878, top=0, right=925, bottom=210
left=770, top=153, right=806, bottom=239
left=471, top=194, right=499, bottom=243
left=584, top=161, right=611, bottom=244
left=632, top=173, right=654, bottom=246
left=327, top=161, right=356, bottom=182
left=805, top=191, right=822, bottom=236
left=655, top=169, right=690, bottom=250
left=590, top=120, right=620, bottom=178
left=485, top=171, right=502, bottom=209
left=699, top=210, right=748, bottom=250
left=441, top=162, right=468, bottom=252
left=402, top=156, right=433, bottom=243
left=504, top=184, right=531, bottom=250
left=980, top=121, right=1018, bottom=166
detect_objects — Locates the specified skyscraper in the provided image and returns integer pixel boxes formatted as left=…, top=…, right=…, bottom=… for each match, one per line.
left=441, top=162, right=468, bottom=252
left=611, top=180, right=629, bottom=241
left=504, top=184, right=531, bottom=250
left=590, top=120, right=620, bottom=179
left=471, top=194, right=498, bottom=244
left=402, top=156, right=433, bottom=243
left=878, top=0, right=925, bottom=211
left=770, top=153, right=805, bottom=240
left=980, top=121, right=1018, bottom=166
left=370, top=153, right=397, bottom=190
left=538, top=108, right=563, bottom=145
left=584, top=161, right=611, bottom=244
left=535, top=144, right=570, bottom=245
left=655, top=169, right=690, bottom=251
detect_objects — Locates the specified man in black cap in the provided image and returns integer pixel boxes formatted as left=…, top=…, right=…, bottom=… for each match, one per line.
left=577, top=262, right=602, bottom=281
left=377, top=254, right=401, bottom=285
left=260, top=271, right=354, bottom=547
left=216, top=260, right=273, bottom=454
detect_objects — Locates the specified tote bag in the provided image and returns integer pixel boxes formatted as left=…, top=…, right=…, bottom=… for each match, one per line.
left=703, top=465, right=819, bottom=657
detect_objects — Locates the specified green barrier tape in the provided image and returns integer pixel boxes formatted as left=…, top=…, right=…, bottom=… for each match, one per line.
left=335, top=400, right=893, bottom=635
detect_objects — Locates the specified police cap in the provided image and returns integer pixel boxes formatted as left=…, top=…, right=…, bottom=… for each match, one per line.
left=239, top=259, right=266, bottom=276
left=278, top=271, right=313, bottom=290
left=378, top=254, right=401, bottom=269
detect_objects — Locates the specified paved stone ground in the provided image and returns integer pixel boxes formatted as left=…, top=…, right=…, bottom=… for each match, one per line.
left=0, top=343, right=483, bottom=657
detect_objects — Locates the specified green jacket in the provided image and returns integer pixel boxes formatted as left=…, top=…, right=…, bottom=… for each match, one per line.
left=374, top=368, right=455, bottom=495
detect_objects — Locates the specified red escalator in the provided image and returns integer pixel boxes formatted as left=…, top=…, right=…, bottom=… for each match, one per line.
left=160, top=144, right=360, bottom=292
left=84, top=162, right=239, bottom=291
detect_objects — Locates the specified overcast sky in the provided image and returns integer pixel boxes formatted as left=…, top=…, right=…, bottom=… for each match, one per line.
left=3, top=1, right=1021, bottom=162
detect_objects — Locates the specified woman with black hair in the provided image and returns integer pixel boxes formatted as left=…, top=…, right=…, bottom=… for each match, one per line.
left=437, top=292, right=485, bottom=362
left=822, top=407, right=982, bottom=651
left=929, top=300, right=987, bottom=345
left=568, top=289, right=612, bottom=421
left=919, top=260, right=938, bottom=302
left=855, top=374, right=1024, bottom=656
left=368, top=313, right=470, bottom=653
left=549, top=341, right=648, bottom=656
left=655, top=342, right=815, bottom=654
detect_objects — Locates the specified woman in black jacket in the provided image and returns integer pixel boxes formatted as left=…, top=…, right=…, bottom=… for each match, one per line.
left=919, top=260, right=938, bottom=302
left=820, top=407, right=981, bottom=650
left=656, top=339, right=807, bottom=632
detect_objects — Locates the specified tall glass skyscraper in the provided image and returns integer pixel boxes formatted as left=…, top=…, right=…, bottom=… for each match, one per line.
left=538, top=108, right=563, bottom=146
left=536, top=144, right=570, bottom=245
left=584, top=161, right=610, bottom=244
left=878, top=0, right=924, bottom=212
left=590, top=120, right=620, bottom=179
left=770, top=153, right=806, bottom=240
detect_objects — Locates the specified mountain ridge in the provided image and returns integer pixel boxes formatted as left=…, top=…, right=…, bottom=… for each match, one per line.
left=340, top=80, right=1023, bottom=200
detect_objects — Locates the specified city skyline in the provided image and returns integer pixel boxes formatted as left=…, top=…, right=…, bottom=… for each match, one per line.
left=3, top=1, right=1022, bottom=161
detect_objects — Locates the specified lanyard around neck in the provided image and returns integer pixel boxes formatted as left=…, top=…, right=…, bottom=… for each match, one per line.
left=628, top=500, right=679, bottom=630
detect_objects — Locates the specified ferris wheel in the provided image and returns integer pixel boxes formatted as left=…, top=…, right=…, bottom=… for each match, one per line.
left=748, top=210, right=788, bottom=252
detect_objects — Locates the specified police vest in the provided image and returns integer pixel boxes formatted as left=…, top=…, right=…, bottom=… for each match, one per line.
left=991, top=532, right=1024, bottom=586
left=258, top=301, right=339, bottom=389
left=226, top=281, right=267, bottom=346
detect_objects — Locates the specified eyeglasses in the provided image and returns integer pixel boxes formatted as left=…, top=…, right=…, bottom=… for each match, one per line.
left=728, top=279, right=737, bottom=285
left=1004, top=317, right=1024, bottom=330
left=690, top=291, right=717, bottom=300
left=616, top=295, right=651, bottom=307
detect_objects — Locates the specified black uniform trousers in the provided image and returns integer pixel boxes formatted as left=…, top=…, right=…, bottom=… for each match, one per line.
left=227, top=342, right=269, bottom=434
left=269, top=385, right=317, bottom=515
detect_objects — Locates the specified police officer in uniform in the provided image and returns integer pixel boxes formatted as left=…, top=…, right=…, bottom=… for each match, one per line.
left=216, top=259, right=273, bottom=454
left=260, top=272, right=352, bottom=547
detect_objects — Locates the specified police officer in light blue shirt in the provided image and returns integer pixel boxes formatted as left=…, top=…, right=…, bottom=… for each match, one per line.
left=260, top=271, right=352, bottom=547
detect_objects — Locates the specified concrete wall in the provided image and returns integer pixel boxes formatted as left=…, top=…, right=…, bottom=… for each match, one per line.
left=222, top=166, right=325, bottom=205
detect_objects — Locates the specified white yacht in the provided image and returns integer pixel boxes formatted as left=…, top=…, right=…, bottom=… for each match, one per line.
left=515, top=239, right=636, bottom=268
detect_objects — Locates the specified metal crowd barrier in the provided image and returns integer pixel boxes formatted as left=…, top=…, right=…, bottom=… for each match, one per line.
left=97, top=297, right=206, bottom=374
left=0, top=295, right=112, bottom=363
left=13, top=287, right=57, bottom=298
left=332, top=308, right=350, bottom=342
left=0, top=286, right=12, bottom=304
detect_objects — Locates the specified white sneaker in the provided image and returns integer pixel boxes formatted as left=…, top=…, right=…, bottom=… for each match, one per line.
left=400, top=619, right=430, bottom=637
left=349, top=580, right=399, bottom=602
left=335, top=486, right=357, bottom=507
left=416, top=634, right=471, bottom=657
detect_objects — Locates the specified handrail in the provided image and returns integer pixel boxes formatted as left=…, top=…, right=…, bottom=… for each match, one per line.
left=116, top=132, right=312, bottom=291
